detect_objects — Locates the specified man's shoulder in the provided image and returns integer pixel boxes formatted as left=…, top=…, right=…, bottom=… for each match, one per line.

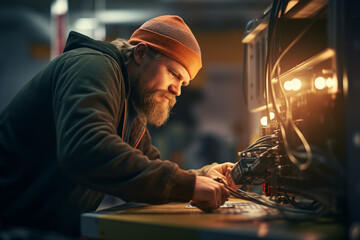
left=63, top=47, right=109, bottom=59
left=59, top=47, right=122, bottom=72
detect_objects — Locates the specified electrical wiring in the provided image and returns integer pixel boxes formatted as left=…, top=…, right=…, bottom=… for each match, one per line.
left=244, top=141, right=273, bottom=151
left=232, top=143, right=277, bottom=187
left=271, top=73, right=313, bottom=170
left=264, top=0, right=330, bottom=171
left=268, top=61, right=308, bottom=170
left=243, top=142, right=274, bottom=152
left=270, top=7, right=328, bottom=80
left=242, top=134, right=274, bottom=151
left=264, top=0, right=281, bottom=119
left=271, top=6, right=328, bottom=167
left=215, top=177, right=256, bottom=202
left=275, top=66, right=313, bottom=169
left=265, top=0, right=289, bottom=140
left=238, top=0, right=345, bottom=218
left=283, top=191, right=323, bottom=211
left=270, top=4, right=328, bottom=168
left=235, top=188, right=324, bottom=215
left=252, top=176, right=272, bottom=185
left=229, top=135, right=327, bottom=214
left=241, top=145, right=274, bottom=154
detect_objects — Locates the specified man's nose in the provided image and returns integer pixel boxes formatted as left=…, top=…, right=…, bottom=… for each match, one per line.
left=169, top=83, right=181, bottom=96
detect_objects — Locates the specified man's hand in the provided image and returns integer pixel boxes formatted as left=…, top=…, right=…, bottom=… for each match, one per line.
left=190, top=176, right=230, bottom=212
left=204, top=162, right=241, bottom=190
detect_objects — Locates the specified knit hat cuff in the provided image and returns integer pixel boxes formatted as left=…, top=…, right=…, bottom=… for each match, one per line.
left=129, top=28, right=202, bottom=80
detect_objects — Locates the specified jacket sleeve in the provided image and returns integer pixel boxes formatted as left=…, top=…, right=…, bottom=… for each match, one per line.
left=52, top=52, right=196, bottom=204
left=137, top=130, right=217, bottom=176
left=187, top=162, right=219, bottom=176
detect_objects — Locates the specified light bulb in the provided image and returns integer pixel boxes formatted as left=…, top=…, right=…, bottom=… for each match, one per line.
left=260, top=116, right=268, bottom=126
left=284, top=81, right=293, bottom=91
left=326, top=77, right=334, bottom=88
left=269, top=112, right=275, bottom=119
left=315, top=76, right=326, bottom=90
left=291, top=78, right=302, bottom=91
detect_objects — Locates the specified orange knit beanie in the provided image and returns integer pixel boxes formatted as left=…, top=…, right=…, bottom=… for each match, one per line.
left=129, top=15, right=202, bottom=80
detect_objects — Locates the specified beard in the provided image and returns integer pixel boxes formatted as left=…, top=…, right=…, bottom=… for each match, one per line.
left=130, top=74, right=176, bottom=127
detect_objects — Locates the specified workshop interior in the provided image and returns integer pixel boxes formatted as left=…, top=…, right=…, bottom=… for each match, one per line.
left=0, top=0, right=359, bottom=239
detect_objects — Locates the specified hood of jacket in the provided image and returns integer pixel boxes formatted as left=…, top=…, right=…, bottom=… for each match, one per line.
left=63, top=31, right=130, bottom=98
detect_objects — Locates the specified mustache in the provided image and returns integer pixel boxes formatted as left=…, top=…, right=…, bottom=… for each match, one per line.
left=157, top=90, right=176, bottom=107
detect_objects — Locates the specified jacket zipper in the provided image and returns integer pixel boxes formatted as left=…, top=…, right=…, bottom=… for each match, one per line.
left=121, top=99, right=145, bottom=149
left=134, top=128, right=146, bottom=149
left=121, top=99, right=127, bottom=141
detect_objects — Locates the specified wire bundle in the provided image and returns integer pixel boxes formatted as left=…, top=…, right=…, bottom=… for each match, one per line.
left=241, top=134, right=276, bottom=154
left=236, top=0, right=345, bottom=219
left=218, top=176, right=325, bottom=215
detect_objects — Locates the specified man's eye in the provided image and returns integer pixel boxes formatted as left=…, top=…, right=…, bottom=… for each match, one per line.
left=170, top=72, right=178, bottom=78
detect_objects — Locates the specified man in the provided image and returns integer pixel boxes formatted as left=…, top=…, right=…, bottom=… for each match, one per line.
left=0, top=15, right=236, bottom=236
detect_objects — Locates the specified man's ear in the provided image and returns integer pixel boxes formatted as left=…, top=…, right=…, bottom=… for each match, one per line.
left=133, top=42, right=148, bottom=64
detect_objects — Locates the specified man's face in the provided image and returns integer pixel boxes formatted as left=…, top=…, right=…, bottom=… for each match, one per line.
left=131, top=53, right=191, bottom=127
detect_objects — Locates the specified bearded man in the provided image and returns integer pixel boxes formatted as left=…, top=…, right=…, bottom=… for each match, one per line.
left=0, top=15, right=236, bottom=236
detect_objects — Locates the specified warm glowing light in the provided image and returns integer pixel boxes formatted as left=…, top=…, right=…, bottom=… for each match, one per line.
left=284, top=78, right=302, bottom=91
left=269, top=112, right=275, bottom=119
left=51, top=0, right=68, bottom=15
left=97, top=10, right=161, bottom=24
left=315, top=76, right=326, bottom=90
left=74, top=18, right=98, bottom=30
left=291, top=78, right=302, bottom=91
left=260, top=116, right=268, bottom=126
left=326, top=77, right=334, bottom=88
left=284, top=81, right=293, bottom=91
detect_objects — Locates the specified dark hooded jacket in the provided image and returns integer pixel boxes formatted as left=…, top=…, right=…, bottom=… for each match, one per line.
left=0, top=31, right=198, bottom=235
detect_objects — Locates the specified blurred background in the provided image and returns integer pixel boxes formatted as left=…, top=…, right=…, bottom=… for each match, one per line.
left=0, top=0, right=272, bottom=170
